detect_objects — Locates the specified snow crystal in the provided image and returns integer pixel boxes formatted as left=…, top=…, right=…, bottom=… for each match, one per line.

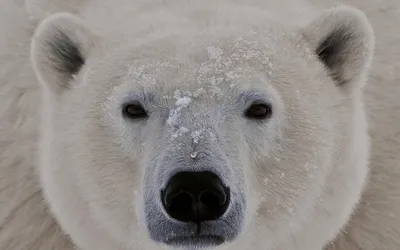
left=190, top=152, right=198, bottom=159
left=173, top=90, right=182, bottom=99
left=173, top=90, right=192, bottom=107
left=126, top=64, right=158, bottom=86
left=175, top=96, right=192, bottom=107
left=207, top=46, right=223, bottom=60
left=210, top=85, right=224, bottom=98
left=191, top=130, right=204, bottom=144
left=172, top=126, right=189, bottom=138
left=167, top=107, right=182, bottom=126
left=184, top=90, right=193, bottom=97
left=167, top=90, right=192, bottom=127
left=194, top=36, right=276, bottom=100
left=192, top=88, right=206, bottom=98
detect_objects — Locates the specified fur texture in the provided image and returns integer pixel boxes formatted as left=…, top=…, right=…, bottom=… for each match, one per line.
left=0, top=0, right=399, bottom=249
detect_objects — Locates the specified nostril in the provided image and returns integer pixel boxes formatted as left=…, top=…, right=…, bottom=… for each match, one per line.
left=170, top=192, right=193, bottom=211
left=165, top=191, right=193, bottom=208
left=200, top=190, right=225, bottom=207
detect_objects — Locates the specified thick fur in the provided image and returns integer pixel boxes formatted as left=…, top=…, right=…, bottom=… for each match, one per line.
left=0, top=0, right=399, bottom=250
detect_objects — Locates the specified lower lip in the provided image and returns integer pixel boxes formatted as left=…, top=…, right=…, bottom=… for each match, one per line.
left=165, top=235, right=225, bottom=247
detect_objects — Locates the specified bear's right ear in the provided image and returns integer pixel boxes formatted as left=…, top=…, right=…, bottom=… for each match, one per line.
left=31, top=13, right=95, bottom=94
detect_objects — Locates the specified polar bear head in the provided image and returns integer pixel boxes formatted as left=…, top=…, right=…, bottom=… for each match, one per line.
left=31, top=5, right=374, bottom=250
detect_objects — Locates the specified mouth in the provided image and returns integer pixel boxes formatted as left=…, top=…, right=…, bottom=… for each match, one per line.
left=165, top=235, right=225, bottom=247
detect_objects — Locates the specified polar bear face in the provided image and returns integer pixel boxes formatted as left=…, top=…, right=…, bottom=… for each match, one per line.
left=31, top=6, right=374, bottom=250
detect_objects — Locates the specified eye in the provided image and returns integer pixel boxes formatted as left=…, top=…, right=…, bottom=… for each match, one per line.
left=244, top=102, right=273, bottom=120
left=122, top=102, right=148, bottom=119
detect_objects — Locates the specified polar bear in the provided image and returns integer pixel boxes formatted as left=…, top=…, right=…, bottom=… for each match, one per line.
left=1, top=0, right=400, bottom=249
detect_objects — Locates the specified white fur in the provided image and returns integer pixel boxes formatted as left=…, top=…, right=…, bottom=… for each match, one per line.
left=1, top=0, right=399, bottom=249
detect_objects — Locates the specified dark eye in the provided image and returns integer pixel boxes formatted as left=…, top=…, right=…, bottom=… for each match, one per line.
left=122, top=103, right=148, bottom=119
left=244, top=102, right=273, bottom=120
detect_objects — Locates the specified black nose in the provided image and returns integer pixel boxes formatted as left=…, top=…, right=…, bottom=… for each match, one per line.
left=161, top=171, right=230, bottom=223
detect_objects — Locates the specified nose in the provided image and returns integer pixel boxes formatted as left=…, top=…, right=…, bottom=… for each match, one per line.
left=161, top=171, right=230, bottom=223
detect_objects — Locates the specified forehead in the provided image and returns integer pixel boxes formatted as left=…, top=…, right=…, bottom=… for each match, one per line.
left=95, top=29, right=315, bottom=104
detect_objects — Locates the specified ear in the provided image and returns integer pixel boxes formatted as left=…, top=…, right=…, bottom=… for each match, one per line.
left=302, top=6, right=375, bottom=86
left=31, top=13, right=95, bottom=93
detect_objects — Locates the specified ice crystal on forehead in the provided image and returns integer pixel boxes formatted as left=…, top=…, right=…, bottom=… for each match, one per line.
left=207, top=46, right=223, bottom=60
left=195, top=36, right=275, bottom=99
left=126, top=64, right=157, bottom=85
left=167, top=89, right=193, bottom=136
left=192, top=88, right=206, bottom=98
left=173, top=90, right=192, bottom=107
left=167, top=107, right=180, bottom=126
left=173, top=89, right=181, bottom=99
left=175, top=96, right=192, bottom=106
left=191, top=127, right=214, bottom=144
left=191, top=130, right=204, bottom=144
left=125, top=59, right=178, bottom=85
left=172, top=126, right=189, bottom=138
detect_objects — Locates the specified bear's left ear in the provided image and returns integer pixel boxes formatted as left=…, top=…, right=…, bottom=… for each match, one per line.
left=302, top=6, right=375, bottom=86
left=31, top=13, right=96, bottom=94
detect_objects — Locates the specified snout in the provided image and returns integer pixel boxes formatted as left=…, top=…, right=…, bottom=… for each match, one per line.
left=144, top=168, right=245, bottom=248
left=161, top=171, right=230, bottom=224
left=158, top=171, right=231, bottom=247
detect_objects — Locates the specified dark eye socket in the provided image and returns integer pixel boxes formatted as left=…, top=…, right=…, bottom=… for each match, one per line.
left=122, top=102, right=148, bottom=119
left=244, top=102, right=273, bottom=120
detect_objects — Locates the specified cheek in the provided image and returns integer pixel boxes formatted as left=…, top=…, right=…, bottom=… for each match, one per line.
left=257, top=142, right=332, bottom=223
left=73, top=141, right=143, bottom=242
left=242, top=125, right=284, bottom=207
left=242, top=128, right=334, bottom=223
